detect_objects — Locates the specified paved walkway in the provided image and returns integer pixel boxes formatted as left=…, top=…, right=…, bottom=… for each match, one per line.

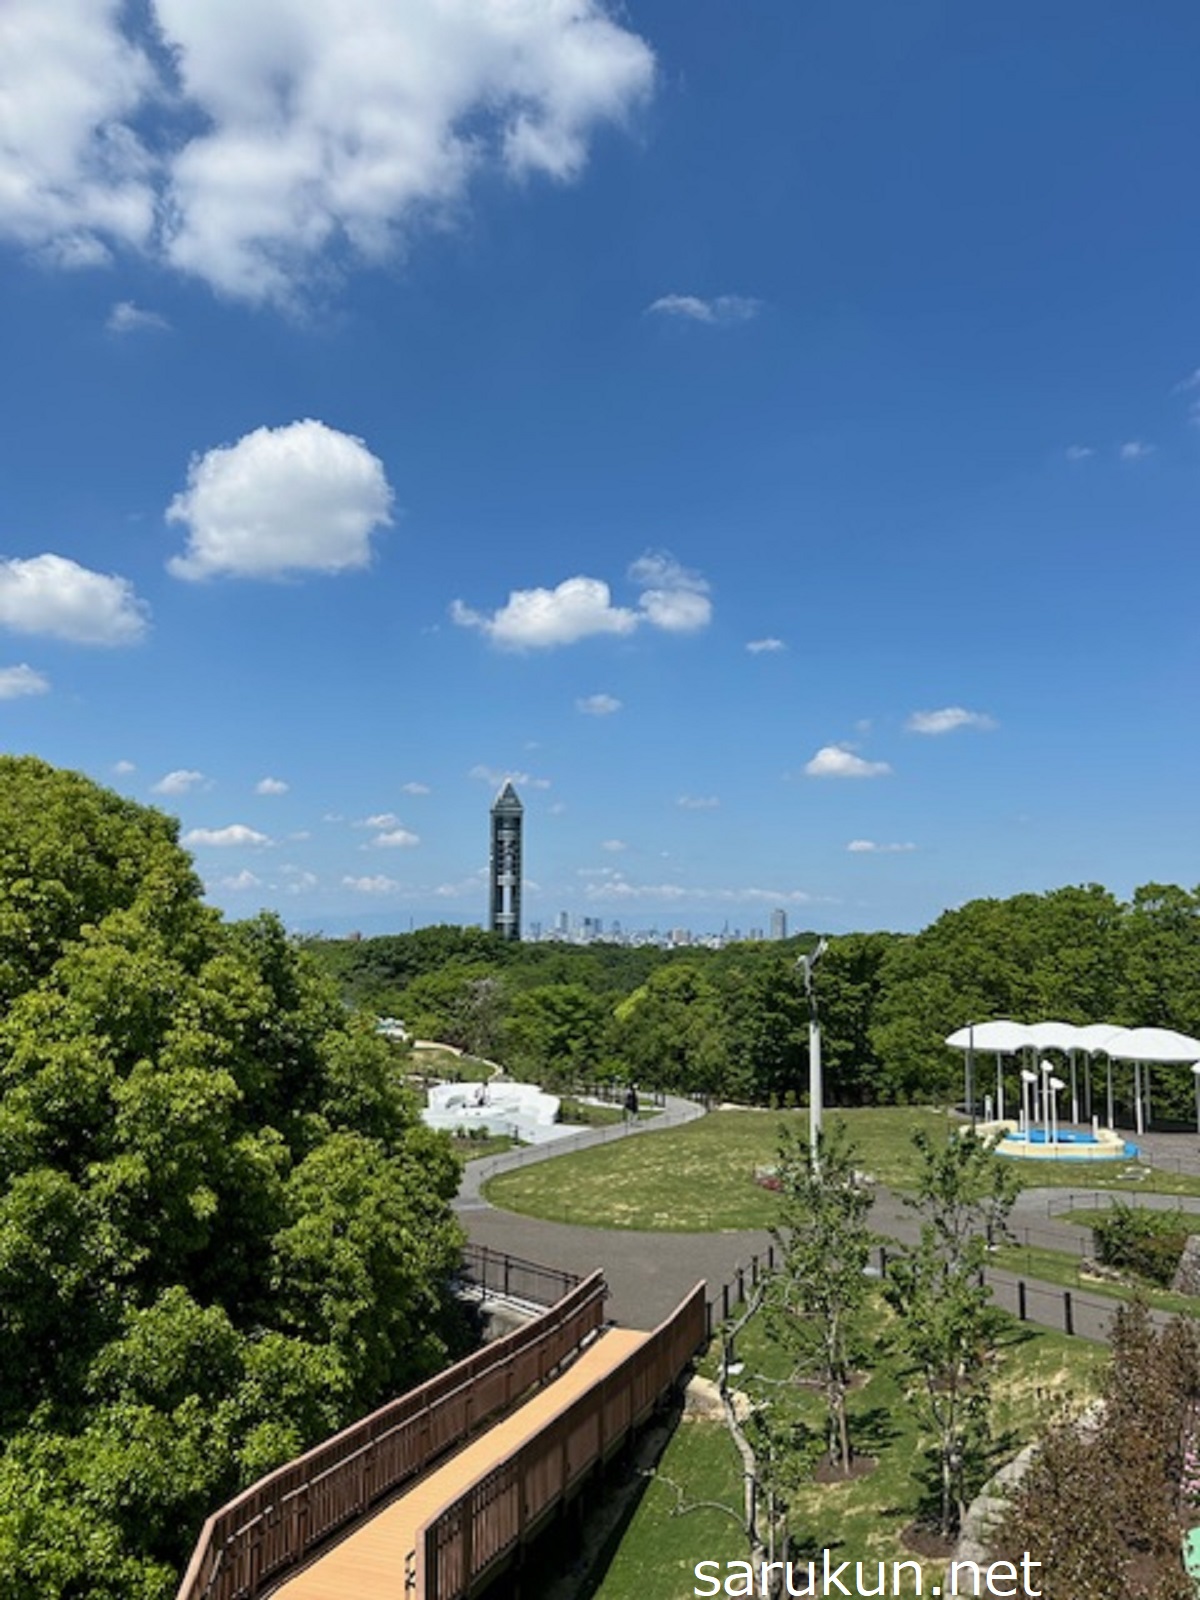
left=458, top=1108, right=1200, bottom=1339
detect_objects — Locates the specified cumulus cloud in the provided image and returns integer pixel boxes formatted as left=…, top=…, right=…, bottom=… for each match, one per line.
left=182, top=823, right=270, bottom=847
left=369, top=828, right=420, bottom=848
left=906, top=707, right=996, bottom=735
left=601, top=838, right=627, bottom=852
left=676, top=794, right=719, bottom=810
left=152, top=768, right=207, bottom=795
left=746, top=637, right=785, bottom=654
left=451, top=577, right=638, bottom=649
left=357, top=812, right=399, bottom=829
left=453, top=549, right=710, bottom=649
left=846, top=839, right=916, bottom=854
left=1118, top=440, right=1154, bottom=461
left=113, top=759, right=136, bottom=774
left=167, top=419, right=393, bottom=580
left=0, top=663, right=49, bottom=699
left=401, top=781, right=431, bottom=795
left=646, top=293, right=761, bottom=325
left=0, top=553, right=148, bottom=644
left=343, top=874, right=401, bottom=894
left=1064, top=445, right=1094, bottom=462
left=804, top=745, right=891, bottom=779
left=215, top=869, right=262, bottom=890
left=629, top=551, right=711, bottom=633
left=577, top=692, right=621, bottom=715
left=254, top=776, right=289, bottom=795
left=106, top=299, right=168, bottom=333
left=0, top=1, right=653, bottom=305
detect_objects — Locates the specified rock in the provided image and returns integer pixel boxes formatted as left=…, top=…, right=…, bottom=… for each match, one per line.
left=1172, top=1235, right=1200, bottom=1296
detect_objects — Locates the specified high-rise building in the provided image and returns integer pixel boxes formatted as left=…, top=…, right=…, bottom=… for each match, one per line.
left=488, top=782, right=523, bottom=941
left=770, top=908, right=788, bottom=942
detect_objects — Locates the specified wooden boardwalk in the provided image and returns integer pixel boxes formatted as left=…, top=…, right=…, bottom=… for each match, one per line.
left=270, top=1328, right=648, bottom=1599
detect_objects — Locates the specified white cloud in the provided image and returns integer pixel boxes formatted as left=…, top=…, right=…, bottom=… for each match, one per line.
left=1118, top=440, right=1154, bottom=461
left=804, top=745, right=891, bottom=779
left=601, top=838, right=627, bottom=852
left=152, top=768, right=207, bottom=795
left=0, top=2, right=653, bottom=305
left=646, top=293, right=761, bottom=326
left=0, top=1, right=158, bottom=267
left=0, top=663, right=49, bottom=699
left=1173, top=369, right=1200, bottom=393
left=577, top=692, right=621, bottom=716
left=469, top=764, right=551, bottom=790
left=113, top=759, right=136, bottom=774
left=215, top=869, right=262, bottom=890
left=452, top=577, right=638, bottom=649
left=343, top=873, right=401, bottom=894
left=183, top=823, right=270, bottom=847
left=370, top=828, right=420, bottom=849
left=846, top=839, right=916, bottom=854
left=746, top=637, right=785, bottom=654
left=167, top=419, right=393, bottom=580
left=401, top=781, right=431, bottom=795
left=255, top=776, right=289, bottom=795
left=629, top=550, right=712, bottom=634
left=906, top=707, right=996, bottom=735
left=1064, top=445, right=1094, bottom=462
left=284, top=868, right=318, bottom=894
left=676, top=794, right=719, bottom=810
left=453, top=549, right=711, bottom=649
left=106, top=299, right=168, bottom=333
left=358, top=812, right=399, bottom=829
left=0, top=554, right=148, bottom=645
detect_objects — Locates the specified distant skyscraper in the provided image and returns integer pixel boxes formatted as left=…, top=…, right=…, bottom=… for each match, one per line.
left=488, top=782, right=523, bottom=941
left=770, top=908, right=788, bottom=942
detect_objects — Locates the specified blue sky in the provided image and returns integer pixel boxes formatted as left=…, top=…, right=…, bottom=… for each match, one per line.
left=1, top=0, right=1198, bottom=936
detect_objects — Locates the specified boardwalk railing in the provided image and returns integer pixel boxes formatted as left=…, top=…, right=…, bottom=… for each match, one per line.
left=458, top=1243, right=580, bottom=1308
left=175, top=1269, right=607, bottom=1600
left=417, top=1281, right=708, bottom=1600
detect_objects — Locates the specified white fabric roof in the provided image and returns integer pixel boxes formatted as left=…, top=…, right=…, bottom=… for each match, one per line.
left=945, top=1019, right=1200, bottom=1062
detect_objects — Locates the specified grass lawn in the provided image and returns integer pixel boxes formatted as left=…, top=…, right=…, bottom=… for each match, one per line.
left=482, top=1107, right=955, bottom=1231
left=992, top=1156, right=1200, bottom=1197
left=409, top=1045, right=495, bottom=1082
left=593, top=1305, right=1106, bottom=1599
left=994, top=1240, right=1200, bottom=1317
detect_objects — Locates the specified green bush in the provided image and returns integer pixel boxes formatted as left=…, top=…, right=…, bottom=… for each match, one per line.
left=1092, top=1202, right=1191, bottom=1287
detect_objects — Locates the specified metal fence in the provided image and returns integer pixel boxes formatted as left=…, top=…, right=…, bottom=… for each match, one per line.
left=175, top=1269, right=607, bottom=1600
left=458, top=1244, right=581, bottom=1309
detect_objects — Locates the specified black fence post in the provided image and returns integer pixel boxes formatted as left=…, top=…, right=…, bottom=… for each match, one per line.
left=1018, top=1280, right=1027, bottom=1321
left=722, top=1282, right=729, bottom=1321
left=1064, top=1291, right=1074, bottom=1337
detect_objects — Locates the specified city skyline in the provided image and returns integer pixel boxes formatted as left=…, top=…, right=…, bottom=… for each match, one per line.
left=2, top=4, right=1199, bottom=936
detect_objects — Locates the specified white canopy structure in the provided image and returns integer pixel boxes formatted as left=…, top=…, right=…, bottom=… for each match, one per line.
left=945, top=1019, right=1200, bottom=1134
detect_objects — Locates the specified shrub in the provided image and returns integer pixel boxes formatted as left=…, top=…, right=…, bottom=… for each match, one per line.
left=1092, top=1202, right=1190, bottom=1287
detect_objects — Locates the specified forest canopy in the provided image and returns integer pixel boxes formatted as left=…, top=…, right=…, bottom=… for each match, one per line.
left=0, top=757, right=464, bottom=1598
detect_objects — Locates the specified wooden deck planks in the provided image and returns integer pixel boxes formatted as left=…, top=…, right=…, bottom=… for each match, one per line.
left=270, top=1327, right=648, bottom=1600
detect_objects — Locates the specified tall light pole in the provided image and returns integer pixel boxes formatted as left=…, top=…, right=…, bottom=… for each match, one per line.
left=798, top=938, right=829, bottom=1169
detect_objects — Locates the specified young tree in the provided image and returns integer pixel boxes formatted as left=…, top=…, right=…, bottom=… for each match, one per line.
left=884, top=1130, right=1015, bottom=1540
left=767, top=1121, right=875, bottom=1473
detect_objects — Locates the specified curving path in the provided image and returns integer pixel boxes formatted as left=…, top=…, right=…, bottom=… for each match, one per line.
left=456, top=1103, right=1200, bottom=1340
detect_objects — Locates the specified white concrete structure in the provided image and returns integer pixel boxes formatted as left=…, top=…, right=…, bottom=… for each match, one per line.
left=423, top=1080, right=586, bottom=1146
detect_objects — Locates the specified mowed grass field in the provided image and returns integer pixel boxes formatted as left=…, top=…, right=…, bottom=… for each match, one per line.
left=592, top=1309, right=1106, bottom=1599
left=482, top=1106, right=955, bottom=1230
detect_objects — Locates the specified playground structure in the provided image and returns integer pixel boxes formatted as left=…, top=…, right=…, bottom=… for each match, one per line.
left=423, top=1080, right=584, bottom=1145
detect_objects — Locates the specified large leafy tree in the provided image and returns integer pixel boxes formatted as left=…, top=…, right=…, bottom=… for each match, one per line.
left=0, top=758, right=464, bottom=1597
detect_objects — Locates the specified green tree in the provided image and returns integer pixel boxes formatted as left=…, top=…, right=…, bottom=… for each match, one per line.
left=767, top=1122, right=875, bottom=1472
left=0, top=758, right=465, bottom=1593
left=884, top=1131, right=1017, bottom=1539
